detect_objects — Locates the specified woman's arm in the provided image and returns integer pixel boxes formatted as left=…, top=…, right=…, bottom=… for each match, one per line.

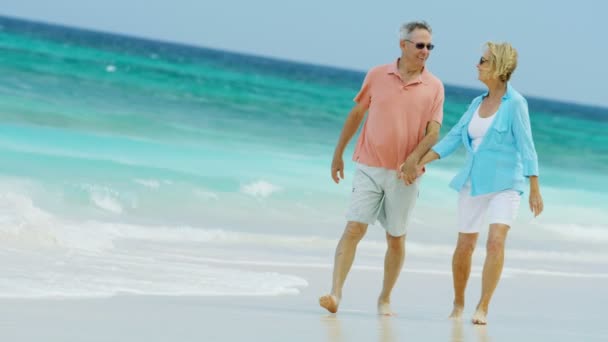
left=512, top=98, right=539, bottom=177
left=528, top=176, right=543, bottom=217
left=431, top=120, right=464, bottom=161
left=419, top=149, right=440, bottom=167
left=512, top=98, right=543, bottom=216
left=431, top=98, right=480, bottom=160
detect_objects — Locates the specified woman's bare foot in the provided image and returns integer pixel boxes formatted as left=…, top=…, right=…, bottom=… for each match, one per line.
left=449, top=305, right=464, bottom=320
left=472, top=307, right=488, bottom=325
left=319, top=294, right=340, bottom=313
left=377, top=301, right=396, bottom=316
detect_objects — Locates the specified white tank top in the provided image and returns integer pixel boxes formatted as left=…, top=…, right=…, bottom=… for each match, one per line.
left=468, top=106, right=496, bottom=152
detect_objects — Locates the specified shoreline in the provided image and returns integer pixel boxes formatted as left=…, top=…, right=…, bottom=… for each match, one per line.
left=1, top=262, right=606, bottom=341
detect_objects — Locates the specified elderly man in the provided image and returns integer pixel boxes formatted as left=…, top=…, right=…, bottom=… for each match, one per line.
left=319, top=21, right=444, bottom=315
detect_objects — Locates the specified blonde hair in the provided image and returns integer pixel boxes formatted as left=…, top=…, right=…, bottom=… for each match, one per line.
left=485, top=42, right=518, bottom=82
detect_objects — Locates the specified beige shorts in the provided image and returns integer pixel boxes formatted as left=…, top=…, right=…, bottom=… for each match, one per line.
left=458, top=184, right=521, bottom=233
left=346, top=163, right=419, bottom=237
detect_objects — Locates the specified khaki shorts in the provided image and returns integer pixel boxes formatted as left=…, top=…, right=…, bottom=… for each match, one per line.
left=346, top=163, right=419, bottom=237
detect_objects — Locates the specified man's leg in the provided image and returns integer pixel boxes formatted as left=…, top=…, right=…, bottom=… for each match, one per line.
left=472, top=223, right=509, bottom=324
left=449, top=232, right=479, bottom=319
left=377, top=232, right=406, bottom=316
left=376, top=171, right=419, bottom=316
left=319, top=221, right=368, bottom=313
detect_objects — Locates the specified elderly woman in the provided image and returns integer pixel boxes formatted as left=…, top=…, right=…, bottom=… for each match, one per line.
left=411, top=42, right=544, bottom=324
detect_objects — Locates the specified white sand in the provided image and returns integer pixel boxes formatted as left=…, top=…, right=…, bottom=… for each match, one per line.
left=0, top=261, right=606, bottom=342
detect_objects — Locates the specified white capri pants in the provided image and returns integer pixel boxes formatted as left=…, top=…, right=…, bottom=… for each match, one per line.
left=458, top=185, right=521, bottom=233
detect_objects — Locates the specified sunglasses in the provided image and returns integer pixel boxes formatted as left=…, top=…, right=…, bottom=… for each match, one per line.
left=405, top=39, right=435, bottom=51
left=479, top=57, right=488, bottom=65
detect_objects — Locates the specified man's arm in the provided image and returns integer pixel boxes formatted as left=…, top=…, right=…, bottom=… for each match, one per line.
left=399, top=120, right=441, bottom=185
left=331, top=103, right=367, bottom=184
left=409, top=120, right=441, bottom=162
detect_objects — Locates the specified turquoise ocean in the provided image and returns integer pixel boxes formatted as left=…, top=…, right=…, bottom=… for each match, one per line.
left=1, top=16, right=607, bottom=298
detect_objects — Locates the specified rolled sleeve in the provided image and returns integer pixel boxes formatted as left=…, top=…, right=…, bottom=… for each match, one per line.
left=522, top=158, right=539, bottom=176
left=512, top=98, right=539, bottom=176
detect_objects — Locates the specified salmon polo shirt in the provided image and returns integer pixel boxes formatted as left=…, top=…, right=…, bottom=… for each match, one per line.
left=353, top=59, right=445, bottom=170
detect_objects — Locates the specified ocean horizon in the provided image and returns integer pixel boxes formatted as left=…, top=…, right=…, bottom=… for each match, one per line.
left=3, top=14, right=608, bottom=111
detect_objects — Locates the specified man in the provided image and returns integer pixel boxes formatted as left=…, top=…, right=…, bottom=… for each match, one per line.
left=319, top=21, right=444, bottom=315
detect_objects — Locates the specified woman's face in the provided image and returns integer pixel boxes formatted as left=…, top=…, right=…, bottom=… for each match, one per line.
left=477, top=50, right=493, bottom=82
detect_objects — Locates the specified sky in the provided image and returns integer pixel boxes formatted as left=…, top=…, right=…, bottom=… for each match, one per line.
left=1, top=0, right=606, bottom=107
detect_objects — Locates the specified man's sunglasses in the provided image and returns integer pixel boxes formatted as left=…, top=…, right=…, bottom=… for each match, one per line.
left=405, top=39, right=435, bottom=51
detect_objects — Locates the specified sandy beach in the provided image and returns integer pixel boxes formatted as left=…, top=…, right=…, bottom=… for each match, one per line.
left=1, top=260, right=606, bottom=342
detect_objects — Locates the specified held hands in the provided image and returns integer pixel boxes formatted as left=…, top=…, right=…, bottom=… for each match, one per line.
left=529, top=190, right=544, bottom=217
left=398, top=158, right=424, bottom=185
left=331, top=155, right=345, bottom=184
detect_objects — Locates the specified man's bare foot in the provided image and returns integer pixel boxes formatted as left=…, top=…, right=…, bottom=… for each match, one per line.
left=319, top=294, right=340, bottom=313
left=377, top=301, right=396, bottom=316
left=472, top=307, right=488, bottom=325
left=449, top=305, right=464, bottom=320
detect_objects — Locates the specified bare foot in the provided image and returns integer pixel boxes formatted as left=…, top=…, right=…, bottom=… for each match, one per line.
left=377, top=301, right=396, bottom=316
left=472, top=307, right=488, bottom=325
left=449, top=305, right=464, bottom=320
left=319, top=294, right=340, bottom=313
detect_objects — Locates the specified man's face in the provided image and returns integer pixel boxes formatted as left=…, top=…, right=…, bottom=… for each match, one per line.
left=400, top=29, right=433, bottom=68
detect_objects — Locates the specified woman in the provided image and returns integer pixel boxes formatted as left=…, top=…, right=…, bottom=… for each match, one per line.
left=415, top=42, right=544, bottom=324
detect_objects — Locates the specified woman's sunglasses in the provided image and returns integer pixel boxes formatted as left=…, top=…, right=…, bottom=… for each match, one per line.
left=405, top=39, right=435, bottom=51
left=479, top=57, right=488, bottom=65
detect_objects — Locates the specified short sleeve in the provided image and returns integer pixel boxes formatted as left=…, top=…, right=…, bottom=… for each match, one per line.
left=353, top=70, right=373, bottom=109
left=430, top=82, right=445, bottom=125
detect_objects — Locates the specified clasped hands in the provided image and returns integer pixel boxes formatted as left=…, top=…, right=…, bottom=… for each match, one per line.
left=398, top=158, right=424, bottom=185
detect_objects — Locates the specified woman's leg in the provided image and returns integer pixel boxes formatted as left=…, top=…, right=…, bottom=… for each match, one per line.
left=450, top=232, right=479, bottom=319
left=472, top=223, right=510, bottom=324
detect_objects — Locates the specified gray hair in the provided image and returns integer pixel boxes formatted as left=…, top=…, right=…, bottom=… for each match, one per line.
left=399, top=21, right=432, bottom=40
